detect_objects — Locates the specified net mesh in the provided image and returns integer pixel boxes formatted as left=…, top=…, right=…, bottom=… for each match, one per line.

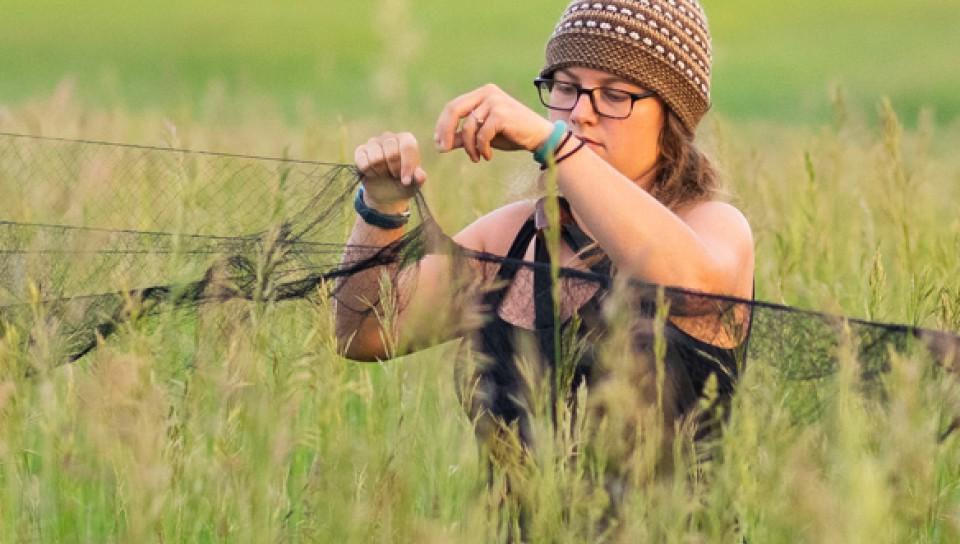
left=0, top=132, right=957, bottom=431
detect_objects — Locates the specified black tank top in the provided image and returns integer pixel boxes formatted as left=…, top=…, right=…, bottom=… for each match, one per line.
left=459, top=201, right=749, bottom=444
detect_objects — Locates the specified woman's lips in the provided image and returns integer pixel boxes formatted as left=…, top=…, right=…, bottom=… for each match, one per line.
left=577, top=135, right=604, bottom=151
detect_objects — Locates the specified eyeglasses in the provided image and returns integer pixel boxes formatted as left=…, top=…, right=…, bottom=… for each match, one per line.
left=534, top=78, right=656, bottom=120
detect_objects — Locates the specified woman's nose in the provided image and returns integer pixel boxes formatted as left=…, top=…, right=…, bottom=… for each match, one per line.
left=569, top=91, right=598, bottom=125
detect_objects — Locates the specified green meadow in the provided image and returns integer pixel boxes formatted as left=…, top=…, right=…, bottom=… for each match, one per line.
left=2, top=0, right=959, bottom=123
left=1, top=0, right=959, bottom=542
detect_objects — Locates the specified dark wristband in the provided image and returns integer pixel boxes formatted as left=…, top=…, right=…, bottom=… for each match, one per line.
left=539, top=132, right=573, bottom=171
left=540, top=135, right=586, bottom=171
left=354, top=186, right=411, bottom=229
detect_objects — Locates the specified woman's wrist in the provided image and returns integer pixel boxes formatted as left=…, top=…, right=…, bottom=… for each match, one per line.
left=533, top=123, right=586, bottom=171
left=361, top=188, right=411, bottom=215
left=533, top=120, right=570, bottom=166
left=355, top=186, right=411, bottom=229
left=530, top=119, right=558, bottom=152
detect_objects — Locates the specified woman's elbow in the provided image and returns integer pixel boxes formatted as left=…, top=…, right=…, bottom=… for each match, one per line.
left=335, top=325, right=387, bottom=362
left=623, top=258, right=730, bottom=295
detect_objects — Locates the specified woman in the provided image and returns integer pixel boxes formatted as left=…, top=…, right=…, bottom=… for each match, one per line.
left=336, top=0, right=753, bottom=464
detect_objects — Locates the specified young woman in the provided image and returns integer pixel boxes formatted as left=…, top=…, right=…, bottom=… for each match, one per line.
left=336, top=0, right=754, bottom=456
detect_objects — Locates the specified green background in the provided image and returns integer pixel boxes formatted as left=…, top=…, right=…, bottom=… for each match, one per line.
left=1, top=2, right=960, bottom=542
left=1, top=0, right=958, bottom=124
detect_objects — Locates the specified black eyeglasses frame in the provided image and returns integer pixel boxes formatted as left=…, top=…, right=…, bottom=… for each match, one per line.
left=533, top=77, right=657, bottom=120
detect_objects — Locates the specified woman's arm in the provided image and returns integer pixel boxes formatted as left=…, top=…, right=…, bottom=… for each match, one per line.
left=334, top=198, right=532, bottom=361
left=333, top=212, right=408, bottom=361
left=433, top=84, right=753, bottom=300
left=553, top=151, right=754, bottom=298
left=336, top=130, right=524, bottom=361
left=335, top=131, right=460, bottom=361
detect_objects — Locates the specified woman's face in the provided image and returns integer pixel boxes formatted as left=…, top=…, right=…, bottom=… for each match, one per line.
left=547, top=66, right=665, bottom=188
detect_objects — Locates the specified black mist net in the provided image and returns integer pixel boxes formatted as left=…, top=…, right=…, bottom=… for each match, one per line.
left=0, top=132, right=957, bottom=434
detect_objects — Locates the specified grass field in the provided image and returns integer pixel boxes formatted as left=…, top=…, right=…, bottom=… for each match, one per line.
left=2, top=0, right=959, bottom=124
left=1, top=0, right=960, bottom=542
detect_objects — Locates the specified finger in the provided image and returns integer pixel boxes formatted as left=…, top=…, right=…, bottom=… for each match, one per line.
left=475, top=114, right=501, bottom=161
left=364, top=141, right=390, bottom=178
left=468, top=103, right=495, bottom=162
left=413, top=166, right=427, bottom=186
left=435, top=86, right=492, bottom=152
left=359, top=147, right=387, bottom=178
left=381, top=134, right=402, bottom=179
left=470, top=101, right=492, bottom=128
left=459, top=114, right=481, bottom=163
left=450, top=101, right=496, bottom=159
left=397, top=132, right=421, bottom=185
left=354, top=146, right=370, bottom=175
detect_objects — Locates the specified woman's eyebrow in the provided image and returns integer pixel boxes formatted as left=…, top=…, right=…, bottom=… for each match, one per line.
left=601, top=77, right=633, bottom=87
left=598, top=76, right=646, bottom=91
left=555, top=69, right=642, bottom=90
left=554, top=69, right=580, bottom=82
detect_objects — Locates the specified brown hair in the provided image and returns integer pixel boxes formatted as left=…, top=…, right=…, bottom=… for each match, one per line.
left=648, top=108, right=720, bottom=210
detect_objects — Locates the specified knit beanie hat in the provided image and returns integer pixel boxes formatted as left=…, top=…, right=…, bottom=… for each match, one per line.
left=541, top=0, right=713, bottom=132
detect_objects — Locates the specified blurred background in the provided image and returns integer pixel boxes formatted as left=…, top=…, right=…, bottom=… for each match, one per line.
left=2, top=0, right=958, bottom=126
left=1, top=3, right=959, bottom=542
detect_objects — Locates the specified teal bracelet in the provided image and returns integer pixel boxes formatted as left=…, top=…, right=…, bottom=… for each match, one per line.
left=533, top=120, right=569, bottom=166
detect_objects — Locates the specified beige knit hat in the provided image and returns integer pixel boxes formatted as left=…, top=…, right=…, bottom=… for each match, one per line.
left=541, top=0, right=713, bottom=132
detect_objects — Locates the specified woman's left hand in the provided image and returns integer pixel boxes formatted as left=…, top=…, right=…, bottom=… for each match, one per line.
left=434, top=84, right=555, bottom=163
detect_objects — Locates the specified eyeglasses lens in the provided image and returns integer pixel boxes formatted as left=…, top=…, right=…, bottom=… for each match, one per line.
left=538, top=81, right=632, bottom=118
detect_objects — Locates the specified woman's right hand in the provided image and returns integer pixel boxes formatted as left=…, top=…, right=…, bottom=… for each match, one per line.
left=354, top=131, right=427, bottom=212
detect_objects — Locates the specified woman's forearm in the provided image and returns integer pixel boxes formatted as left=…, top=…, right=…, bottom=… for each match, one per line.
left=333, top=215, right=407, bottom=359
left=554, top=147, right=727, bottom=293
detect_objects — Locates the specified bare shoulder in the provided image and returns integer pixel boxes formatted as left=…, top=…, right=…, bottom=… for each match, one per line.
left=678, top=200, right=755, bottom=300
left=678, top=200, right=753, bottom=248
left=452, top=199, right=536, bottom=255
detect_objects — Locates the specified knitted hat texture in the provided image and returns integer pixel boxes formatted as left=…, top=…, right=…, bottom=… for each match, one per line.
left=542, top=0, right=713, bottom=132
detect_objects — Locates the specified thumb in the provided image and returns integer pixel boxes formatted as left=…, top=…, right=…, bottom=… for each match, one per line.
left=413, top=166, right=428, bottom=185
left=447, top=131, right=465, bottom=153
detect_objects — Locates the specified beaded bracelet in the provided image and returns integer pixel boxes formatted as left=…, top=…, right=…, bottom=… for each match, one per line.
left=354, top=186, right=411, bottom=229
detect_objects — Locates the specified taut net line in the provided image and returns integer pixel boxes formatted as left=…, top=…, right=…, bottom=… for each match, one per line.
left=0, top=132, right=957, bottom=430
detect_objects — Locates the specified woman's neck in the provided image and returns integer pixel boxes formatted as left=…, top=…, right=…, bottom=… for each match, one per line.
left=633, top=163, right=658, bottom=192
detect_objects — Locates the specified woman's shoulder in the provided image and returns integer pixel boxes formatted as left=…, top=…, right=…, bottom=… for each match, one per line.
left=452, top=199, right=537, bottom=255
left=677, top=199, right=753, bottom=244
left=677, top=198, right=755, bottom=295
left=677, top=198, right=749, bottom=223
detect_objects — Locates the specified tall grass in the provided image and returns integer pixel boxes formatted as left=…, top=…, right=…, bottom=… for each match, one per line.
left=0, top=88, right=958, bottom=542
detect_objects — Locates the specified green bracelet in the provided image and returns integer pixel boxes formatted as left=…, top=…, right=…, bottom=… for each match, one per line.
left=533, top=120, right=569, bottom=166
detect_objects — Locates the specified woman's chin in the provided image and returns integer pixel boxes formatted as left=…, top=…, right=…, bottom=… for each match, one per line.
left=585, top=142, right=605, bottom=155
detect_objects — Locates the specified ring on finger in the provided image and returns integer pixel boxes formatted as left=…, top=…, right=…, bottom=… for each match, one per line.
left=471, top=111, right=486, bottom=126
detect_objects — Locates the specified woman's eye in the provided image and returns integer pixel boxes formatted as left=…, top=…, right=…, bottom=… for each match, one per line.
left=601, top=89, right=630, bottom=103
left=554, top=82, right=578, bottom=96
